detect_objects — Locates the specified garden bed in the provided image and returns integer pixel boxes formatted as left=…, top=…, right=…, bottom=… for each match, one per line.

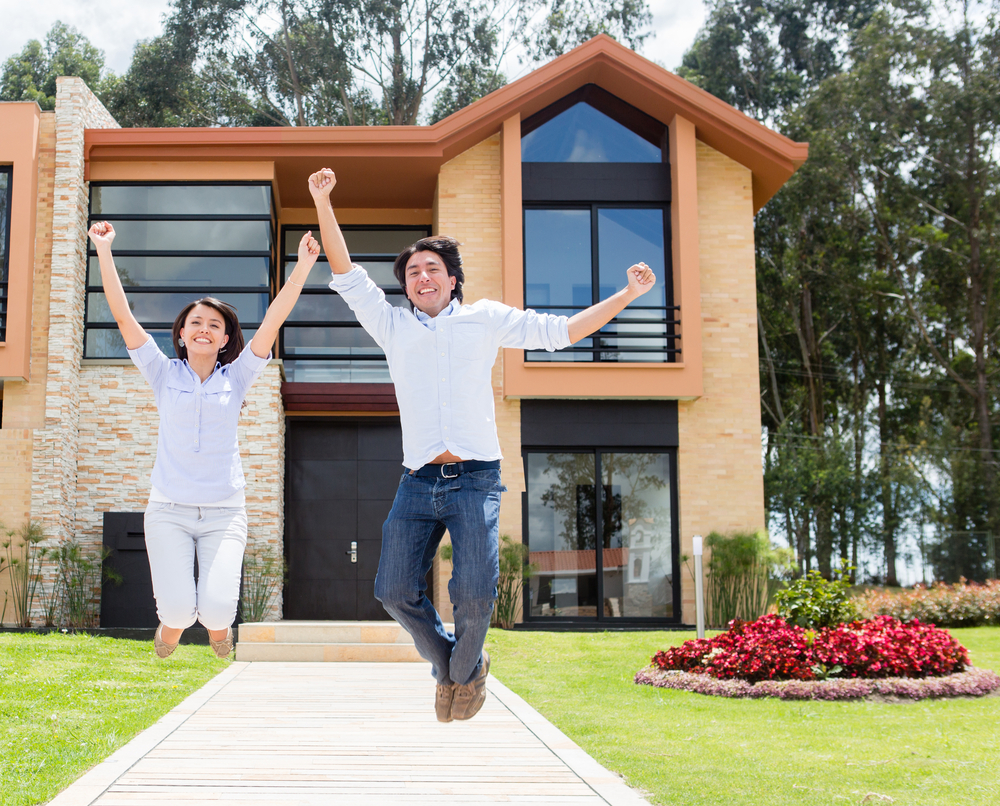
left=634, top=665, right=1000, bottom=701
left=636, top=613, right=1000, bottom=700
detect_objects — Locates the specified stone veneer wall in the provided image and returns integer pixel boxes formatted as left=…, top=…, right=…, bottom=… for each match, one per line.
left=429, top=133, right=521, bottom=623
left=676, top=141, right=766, bottom=624
left=0, top=110, right=56, bottom=620
left=73, top=362, right=285, bottom=621
left=14, top=77, right=285, bottom=623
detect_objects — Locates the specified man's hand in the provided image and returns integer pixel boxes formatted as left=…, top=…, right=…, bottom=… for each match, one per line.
left=626, top=262, right=655, bottom=298
left=297, top=230, right=320, bottom=270
left=308, top=168, right=337, bottom=202
left=88, top=221, right=116, bottom=249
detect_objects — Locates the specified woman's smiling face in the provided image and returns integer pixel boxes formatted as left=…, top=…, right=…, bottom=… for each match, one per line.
left=180, top=303, right=229, bottom=359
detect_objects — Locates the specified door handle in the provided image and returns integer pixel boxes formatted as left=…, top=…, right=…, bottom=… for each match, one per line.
left=346, top=541, right=357, bottom=563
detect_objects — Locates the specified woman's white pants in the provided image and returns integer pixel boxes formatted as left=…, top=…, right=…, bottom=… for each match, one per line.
left=143, top=502, right=248, bottom=631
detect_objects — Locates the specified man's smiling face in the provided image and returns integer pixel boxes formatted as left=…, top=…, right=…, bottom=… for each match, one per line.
left=404, top=250, right=457, bottom=317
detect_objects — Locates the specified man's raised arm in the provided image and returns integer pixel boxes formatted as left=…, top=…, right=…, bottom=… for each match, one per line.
left=308, top=168, right=355, bottom=275
left=566, top=262, right=656, bottom=343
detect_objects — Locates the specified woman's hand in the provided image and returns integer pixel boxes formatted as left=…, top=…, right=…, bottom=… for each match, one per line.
left=625, top=262, right=656, bottom=298
left=308, top=168, right=337, bottom=202
left=88, top=221, right=116, bottom=249
left=297, top=230, right=320, bottom=270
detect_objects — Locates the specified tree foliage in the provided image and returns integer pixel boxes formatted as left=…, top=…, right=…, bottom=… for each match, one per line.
left=684, top=0, right=1000, bottom=583
left=0, top=22, right=105, bottom=110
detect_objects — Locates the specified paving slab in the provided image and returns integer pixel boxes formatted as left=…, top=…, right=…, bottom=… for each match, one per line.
left=47, top=661, right=652, bottom=806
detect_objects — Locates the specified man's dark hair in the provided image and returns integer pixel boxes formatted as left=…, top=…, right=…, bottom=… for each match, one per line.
left=392, top=236, right=465, bottom=308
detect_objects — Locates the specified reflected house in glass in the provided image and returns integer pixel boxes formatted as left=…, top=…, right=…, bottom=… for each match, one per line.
left=0, top=35, right=807, bottom=629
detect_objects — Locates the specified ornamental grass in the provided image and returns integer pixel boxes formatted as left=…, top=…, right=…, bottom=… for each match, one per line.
left=856, top=579, right=1000, bottom=627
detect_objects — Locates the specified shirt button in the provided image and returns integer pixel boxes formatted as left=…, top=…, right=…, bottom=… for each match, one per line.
left=441, top=352, right=445, bottom=356
left=442, top=402, right=446, bottom=407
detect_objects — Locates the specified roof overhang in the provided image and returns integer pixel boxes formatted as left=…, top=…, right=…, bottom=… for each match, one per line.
left=85, top=35, right=807, bottom=212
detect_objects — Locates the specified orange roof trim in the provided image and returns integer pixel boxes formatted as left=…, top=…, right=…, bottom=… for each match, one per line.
left=85, top=35, right=807, bottom=212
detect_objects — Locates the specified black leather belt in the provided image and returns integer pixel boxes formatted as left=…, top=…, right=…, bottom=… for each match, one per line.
left=409, top=459, right=501, bottom=479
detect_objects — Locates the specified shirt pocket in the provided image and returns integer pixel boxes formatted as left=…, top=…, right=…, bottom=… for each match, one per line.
left=202, top=378, right=236, bottom=427
left=451, top=323, right=487, bottom=362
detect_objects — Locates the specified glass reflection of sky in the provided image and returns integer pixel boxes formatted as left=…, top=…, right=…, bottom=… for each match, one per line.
left=89, top=256, right=269, bottom=288
left=282, top=326, right=382, bottom=355
left=106, top=220, right=271, bottom=252
left=598, top=209, right=666, bottom=307
left=0, top=171, right=9, bottom=268
left=92, top=185, right=270, bottom=216
left=87, top=292, right=268, bottom=324
left=522, top=103, right=661, bottom=163
left=525, top=210, right=591, bottom=307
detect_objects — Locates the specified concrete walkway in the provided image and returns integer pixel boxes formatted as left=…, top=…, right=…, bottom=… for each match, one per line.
left=48, top=662, right=653, bottom=805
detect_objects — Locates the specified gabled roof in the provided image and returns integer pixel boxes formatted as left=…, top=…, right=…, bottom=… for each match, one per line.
left=85, top=34, right=807, bottom=211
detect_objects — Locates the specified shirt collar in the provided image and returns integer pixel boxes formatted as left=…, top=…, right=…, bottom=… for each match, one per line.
left=414, top=297, right=460, bottom=325
left=182, top=358, right=223, bottom=382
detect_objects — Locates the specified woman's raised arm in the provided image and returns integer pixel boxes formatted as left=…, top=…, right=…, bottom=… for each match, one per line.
left=250, top=231, right=320, bottom=358
left=88, top=222, right=149, bottom=350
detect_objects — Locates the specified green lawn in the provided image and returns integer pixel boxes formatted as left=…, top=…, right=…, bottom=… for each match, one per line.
left=0, top=632, right=229, bottom=806
left=485, top=627, right=1000, bottom=806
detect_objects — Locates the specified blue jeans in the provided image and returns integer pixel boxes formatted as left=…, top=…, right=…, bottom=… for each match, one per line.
left=374, top=468, right=504, bottom=686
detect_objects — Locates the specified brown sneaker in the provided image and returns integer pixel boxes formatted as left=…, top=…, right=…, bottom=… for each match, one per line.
left=452, top=650, right=490, bottom=721
left=209, top=627, right=234, bottom=659
left=435, top=680, right=456, bottom=723
left=153, top=624, right=178, bottom=659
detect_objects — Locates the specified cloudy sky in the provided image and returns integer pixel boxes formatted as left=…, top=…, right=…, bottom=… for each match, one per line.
left=0, top=0, right=706, bottom=84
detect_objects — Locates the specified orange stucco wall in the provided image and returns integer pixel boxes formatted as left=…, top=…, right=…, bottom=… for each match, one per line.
left=0, top=103, right=41, bottom=379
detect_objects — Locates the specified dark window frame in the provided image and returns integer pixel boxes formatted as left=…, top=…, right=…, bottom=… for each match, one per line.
left=520, top=445, right=682, bottom=627
left=85, top=181, right=276, bottom=359
left=520, top=89, right=678, bottom=365
left=0, top=165, right=12, bottom=344
left=278, top=224, right=431, bottom=370
left=522, top=202, right=679, bottom=363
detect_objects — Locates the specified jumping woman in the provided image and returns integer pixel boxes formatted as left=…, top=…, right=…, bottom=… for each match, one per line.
left=87, top=220, right=320, bottom=658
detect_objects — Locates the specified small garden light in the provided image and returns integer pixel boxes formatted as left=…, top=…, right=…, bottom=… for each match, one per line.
left=693, top=535, right=705, bottom=638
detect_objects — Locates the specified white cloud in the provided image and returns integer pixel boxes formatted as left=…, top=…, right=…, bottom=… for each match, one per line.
left=0, top=0, right=172, bottom=75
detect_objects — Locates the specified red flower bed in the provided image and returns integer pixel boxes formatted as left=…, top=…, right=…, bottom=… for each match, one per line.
left=651, top=614, right=969, bottom=684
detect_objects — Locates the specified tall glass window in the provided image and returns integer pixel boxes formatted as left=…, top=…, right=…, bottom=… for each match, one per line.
left=279, top=226, right=430, bottom=383
left=525, top=450, right=677, bottom=621
left=524, top=205, right=674, bottom=362
left=85, top=183, right=274, bottom=358
left=521, top=88, right=677, bottom=364
left=0, top=166, right=12, bottom=344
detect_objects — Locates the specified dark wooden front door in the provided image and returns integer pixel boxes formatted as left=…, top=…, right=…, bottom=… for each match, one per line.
left=284, top=418, right=403, bottom=620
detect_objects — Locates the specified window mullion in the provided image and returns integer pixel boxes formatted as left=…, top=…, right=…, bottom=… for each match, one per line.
left=595, top=449, right=604, bottom=621
left=590, top=206, right=600, bottom=363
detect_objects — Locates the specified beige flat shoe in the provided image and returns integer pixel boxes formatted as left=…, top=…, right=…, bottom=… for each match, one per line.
left=209, top=627, right=234, bottom=659
left=153, top=623, right=178, bottom=659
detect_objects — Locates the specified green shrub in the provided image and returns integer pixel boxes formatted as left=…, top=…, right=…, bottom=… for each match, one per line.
left=774, top=569, right=860, bottom=629
left=240, top=543, right=285, bottom=623
left=704, top=530, right=793, bottom=629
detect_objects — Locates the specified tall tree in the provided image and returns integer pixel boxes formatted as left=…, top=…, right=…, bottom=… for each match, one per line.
left=0, top=22, right=105, bottom=109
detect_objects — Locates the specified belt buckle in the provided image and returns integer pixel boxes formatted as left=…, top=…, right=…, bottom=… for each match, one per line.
left=440, top=462, right=459, bottom=479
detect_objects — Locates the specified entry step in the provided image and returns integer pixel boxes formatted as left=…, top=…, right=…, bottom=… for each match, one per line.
left=236, top=620, right=449, bottom=663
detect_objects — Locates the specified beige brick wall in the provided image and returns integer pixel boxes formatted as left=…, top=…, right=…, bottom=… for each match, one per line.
left=677, top=141, right=765, bottom=623
left=0, top=111, right=56, bottom=621
left=430, top=133, right=521, bottom=622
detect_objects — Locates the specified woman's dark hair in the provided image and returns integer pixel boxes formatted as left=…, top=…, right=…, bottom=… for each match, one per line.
left=171, top=297, right=244, bottom=366
left=392, top=236, right=465, bottom=308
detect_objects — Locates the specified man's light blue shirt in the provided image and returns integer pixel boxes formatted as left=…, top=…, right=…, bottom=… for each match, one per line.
left=128, top=337, right=271, bottom=504
left=330, top=266, right=571, bottom=470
